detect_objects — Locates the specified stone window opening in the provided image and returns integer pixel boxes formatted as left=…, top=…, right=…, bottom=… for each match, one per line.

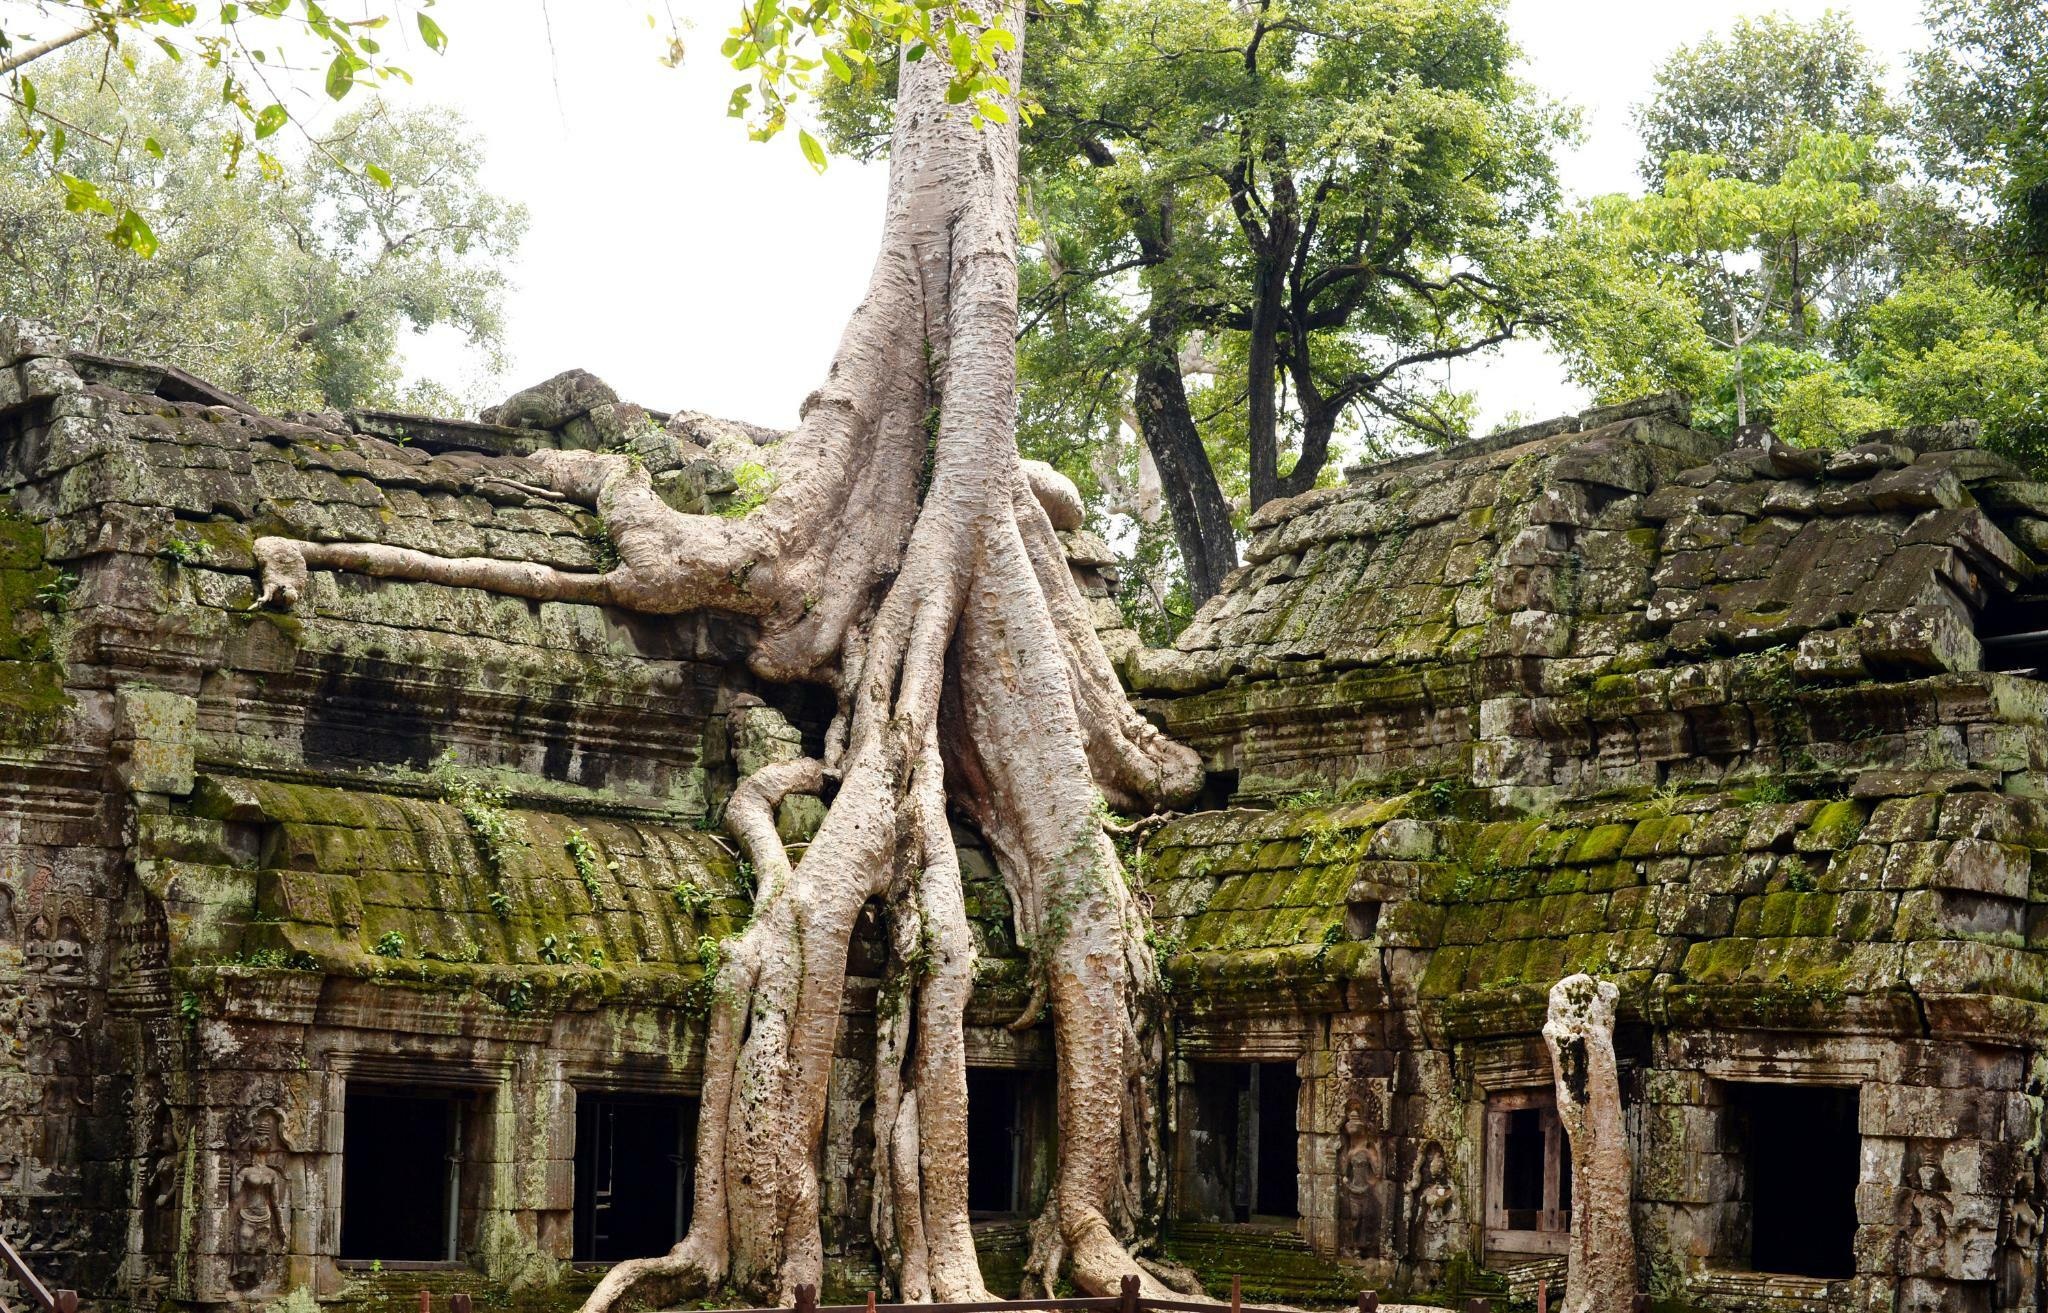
left=1724, top=1082, right=1859, bottom=1280
left=339, top=1086, right=475, bottom=1264
left=572, top=1093, right=696, bottom=1262
left=1484, top=1089, right=1571, bottom=1257
left=1976, top=583, right=2048, bottom=674
left=1176, top=1060, right=1300, bottom=1223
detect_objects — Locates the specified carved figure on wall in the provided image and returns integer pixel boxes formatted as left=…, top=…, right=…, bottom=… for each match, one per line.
left=142, top=1109, right=187, bottom=1261
left=1900, top=1159, right=1954, bottom=1270
left=1407, top=1139, right=1455, bottom=1260
left=227, top=1105, right=289, bottom=1294
left=1339, top=1098, right=1385, bottom=1257
left=1998, top=1188, right=2041, bottom=1313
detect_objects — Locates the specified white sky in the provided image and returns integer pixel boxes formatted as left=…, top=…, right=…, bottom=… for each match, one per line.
left=17, top=0, right=1933, bottom=429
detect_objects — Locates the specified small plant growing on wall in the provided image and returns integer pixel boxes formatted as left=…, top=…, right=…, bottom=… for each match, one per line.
left=430, top=749, right=524, bottom=918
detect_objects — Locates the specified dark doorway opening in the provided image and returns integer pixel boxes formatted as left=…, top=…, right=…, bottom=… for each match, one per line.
left=1732, top=1083, right=1858, bottom=1278
left=572, top=1094, right=695, bottom=1262
left=340, top=1087, right=459, bottom=1261
left=1178, top=1061, right=1299, bottom=1222
left=1502, top=1104, right=1546, bottom=1229
left=1254, top=1063, right=1299, bottom=1217
left=968, top=1069, right=1023, bottom=1215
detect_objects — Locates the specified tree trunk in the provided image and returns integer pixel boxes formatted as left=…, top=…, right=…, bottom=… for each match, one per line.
left=1543, top=974, right=1636, bottom=1313
left=1243, top=244, right=1287, bottom=511
left=1133, top=311, right=1239, bottom=605
left=251, top=9, right=1201, bottom=1306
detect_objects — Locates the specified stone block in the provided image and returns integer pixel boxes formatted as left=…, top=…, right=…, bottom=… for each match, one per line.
left=113, top=684, right=197, bottom=794
left=1932, top=839, right=2030, bottom=898
left=1860, top=605, right=1982, bottom=675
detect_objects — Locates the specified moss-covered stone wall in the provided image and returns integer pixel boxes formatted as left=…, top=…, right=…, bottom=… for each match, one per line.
left=1133, top=399, right=2048, bottom=1311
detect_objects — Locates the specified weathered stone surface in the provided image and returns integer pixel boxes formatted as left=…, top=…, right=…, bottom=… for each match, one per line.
left=11, top=345, right=2048, bottom=1313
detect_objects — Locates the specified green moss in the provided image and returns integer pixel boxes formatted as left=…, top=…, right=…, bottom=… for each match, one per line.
left=0, top=512, right=72, bottom=743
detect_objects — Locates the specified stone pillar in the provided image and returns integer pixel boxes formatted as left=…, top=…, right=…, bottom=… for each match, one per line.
left=1543, top=974, right=1634, bottom=1313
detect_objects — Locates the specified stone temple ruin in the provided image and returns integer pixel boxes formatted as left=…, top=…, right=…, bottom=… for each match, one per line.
left=4, top=315, right=2048, bottom=1313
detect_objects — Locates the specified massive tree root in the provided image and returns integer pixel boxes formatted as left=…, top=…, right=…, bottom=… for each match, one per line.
left=252, top=10, right=1201, bottom=1308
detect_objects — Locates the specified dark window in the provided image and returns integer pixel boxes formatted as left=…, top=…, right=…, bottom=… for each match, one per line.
left=1176, top=1061, right=1299, bottom=1223
left=967, top=1070, right=1023, bottom=1215
left=573, top=1095, right=694, bottom=1262
left=1485, top=1090, right=1570, bottom=1253
left=340, top=1088, right=459, bottom=1261
left=1730, top=1083, right=1858, bottom=1278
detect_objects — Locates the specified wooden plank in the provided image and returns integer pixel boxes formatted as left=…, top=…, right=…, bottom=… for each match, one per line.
left=0, top=1232, right=58, bottom=1313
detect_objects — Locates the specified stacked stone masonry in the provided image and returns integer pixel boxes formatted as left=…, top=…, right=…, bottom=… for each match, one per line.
left=3, top=322, right=2048, bottom=1313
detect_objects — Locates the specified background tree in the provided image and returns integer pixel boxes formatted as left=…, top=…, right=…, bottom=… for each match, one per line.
left=0, top=51, right=525, bottom=411
left=1, top=0, right=444, bottom=256
left=1912, top=0, right=2048, bottom=296
left=1634, top=11, right=1899, bottom=186
left=1559, top=132, right=1886, bottom=432
left=1548, top=5, right=2048, bottom=466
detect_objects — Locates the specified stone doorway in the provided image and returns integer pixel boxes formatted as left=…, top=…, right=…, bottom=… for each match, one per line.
left=571, top=1094, right=694, bottom=1262
left=1177, top=1061, right=1300, bottom=1223
left=967, top=1069, right=1025, bottom=1216
left=1729, top=1083, right=1859, bottom=1278
left=1483, top=1088, right=1571, bottom=1256
left=339, top=1087, right=463, bottom=1262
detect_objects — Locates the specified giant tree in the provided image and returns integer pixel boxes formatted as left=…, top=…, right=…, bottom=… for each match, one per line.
left=240, top=3, right=1204, bottom=1308
left=827, top=0, right=1569, bottom=608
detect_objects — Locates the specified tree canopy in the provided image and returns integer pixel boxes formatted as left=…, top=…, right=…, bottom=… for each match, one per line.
left=0, top=51, right=525, bottom=411
left=818, top=0, right=1573, bottom=618
left=1548, top=5, right=2048, bottom=468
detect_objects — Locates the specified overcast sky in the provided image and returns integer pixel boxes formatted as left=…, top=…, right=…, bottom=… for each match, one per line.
left=359, top=1, right=1930, bottom=430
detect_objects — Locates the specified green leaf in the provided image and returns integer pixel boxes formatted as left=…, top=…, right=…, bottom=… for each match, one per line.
left=110, top=210, right=160, bottom=259
left=364, top=161, right=393, bottom=188
left=799, top=128, right=827, bottom=173
left=417, top=13, right=448, bottom=53
left=822, top=48, right=852, bottom=83
left=324, top=52, right=357, bottom=100
left=253, top=103, right=287, bottom=139
left=18, top=78, right=34, bottom=113
left=49, top=127, right=64, bottom=161
left=143, top=137, right=165, bottom=158
left=55, top=173, right=114, bottom=217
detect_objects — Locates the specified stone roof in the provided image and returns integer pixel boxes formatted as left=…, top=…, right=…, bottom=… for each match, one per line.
left=1132, top=396, right=2048, bottom=1042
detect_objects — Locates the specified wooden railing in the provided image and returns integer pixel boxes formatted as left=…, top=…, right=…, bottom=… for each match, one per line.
left=398, top=1273, right=1658, bottom=1313
left=768, top=1278, right=1361, bottom=1313
left=0, top=1232, right=77, bottom=1313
